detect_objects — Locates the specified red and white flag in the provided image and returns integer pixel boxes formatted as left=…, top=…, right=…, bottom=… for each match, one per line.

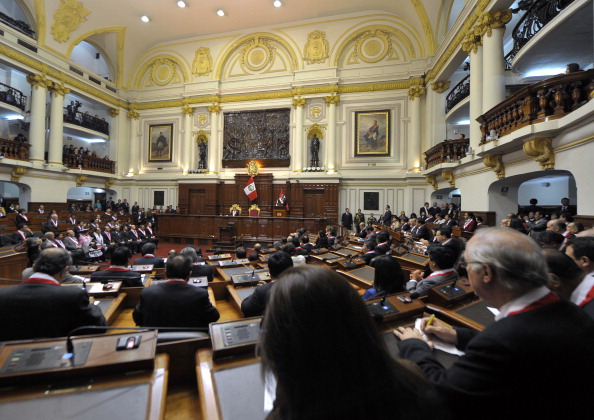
left=244, top=177, right=258, bottom=201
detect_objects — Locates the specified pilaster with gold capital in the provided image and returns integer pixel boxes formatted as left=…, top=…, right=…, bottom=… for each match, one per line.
left=49, top=82, right=70, bottom=97
left=324, top=94, right=340, bottom=106
left=462, top=32, right=482, bottom=55
left=127, top=108, right=140, bottom=120
left=48, top=83, right=68, bottom=164
left=109, top=108, right=120, bottom=117
left=27, top=74, right=51, bottom=162
left=182, top=105, right=194, bottom=116
left=293, top=98, right=305, bottom=171
left=26, top=73, right=52, bottom=89
left=408, top=85, right=426, bottom=101
left=476, top=9, right=512, bottom=38
left=292, top=97, right=306, bottom=108
left=208, top=103, right=221, bottom=114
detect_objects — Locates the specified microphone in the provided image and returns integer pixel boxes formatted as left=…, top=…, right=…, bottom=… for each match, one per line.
left=251, top=268, right=256, bottom=279
left=379, top=290, right=388, bottom=306
left=450, top=276, right=458, bottom=289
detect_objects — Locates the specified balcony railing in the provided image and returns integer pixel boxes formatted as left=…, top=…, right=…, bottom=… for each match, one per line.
left=477, top=69, right=594, bottom=145
left=63, top=109, right=109, bottom=136
left=0, top=83, right=27, bottom=112
left=445, top=75, right=470, bottom=114
left=63, top=153, right=116, bottom=174
left=0, top=137, right=30, bottom=161
left=505, top=0, right=576, bottom=69
left=0, top=11, right=35, bottom=38
left=424, top=138, right=470, bottom=170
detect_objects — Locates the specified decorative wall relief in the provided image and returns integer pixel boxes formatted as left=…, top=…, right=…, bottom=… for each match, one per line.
left=303, top=30, right=330, bottom=64
left=192, top=47, right=213, bottom=76
left=222, top=109, right=290, bottom=168
left=51, top=0, right=90, bottom=43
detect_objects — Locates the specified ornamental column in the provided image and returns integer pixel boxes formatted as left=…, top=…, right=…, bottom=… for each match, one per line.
left=127, top=108, right=140, bottom=175
left=292, top=97, right=306, bottom=171
left=182, top=105, right=194, bottom=173
left=480, top=10, right=512, bottom=112
left=208, top=103, right=221, bottom=174
left=408, top=85, right=425, bottom=171
left=26, top=73, right=51, bottom=163
left=47, top=82, right=70, bottom=165
left=463, top=32, right=483, bottom=151
left=324, top=94, right=339, bottom=172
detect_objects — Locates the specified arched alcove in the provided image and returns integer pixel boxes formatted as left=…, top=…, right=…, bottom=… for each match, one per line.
left=0, top=180, right=30, bottom=211
left=430, top=187, right=461, bottom=208
left=487, top=170, right=577, bottom=222
left=67, top=187, right=117, bottom=211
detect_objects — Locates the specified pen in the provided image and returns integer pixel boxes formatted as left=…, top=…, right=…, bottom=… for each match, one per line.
left=426, top=314, right=435, bottom=327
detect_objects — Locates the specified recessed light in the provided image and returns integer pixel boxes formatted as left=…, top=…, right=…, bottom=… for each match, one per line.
left=141, top=15, right=150, bottom=23
left=217, top=9, right=225, bottom=16
left=273, top=0, right=282, bottom=7
left=177, top=1, right=186, bottom=7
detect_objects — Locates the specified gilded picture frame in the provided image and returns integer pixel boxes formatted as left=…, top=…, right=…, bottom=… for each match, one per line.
left=354, top=110, right=390, bottom=157
left=149, top=124, right=173, bottom=162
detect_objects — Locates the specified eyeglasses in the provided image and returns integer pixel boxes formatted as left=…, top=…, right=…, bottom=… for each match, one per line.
left=456, top=255, right=490, bottom=271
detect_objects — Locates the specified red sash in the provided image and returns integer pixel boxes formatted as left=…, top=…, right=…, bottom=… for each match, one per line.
left=24, top=277, right=60, bottom=285
left=106, top=267, right=130, bottom=272
left=508, top=292, right=560, bottom=316
left=166, top=280, right=186, bottom=284
left=579, top=286, right=594, bottom=308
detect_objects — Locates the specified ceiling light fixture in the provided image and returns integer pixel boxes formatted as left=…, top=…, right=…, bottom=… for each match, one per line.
left=217, top=9, right=225, bottom=16
left=273, top=0, right=282, bottom=7
left=141, top=15, right=150, bottom=23
left=177, top=1, right=186, bottom=7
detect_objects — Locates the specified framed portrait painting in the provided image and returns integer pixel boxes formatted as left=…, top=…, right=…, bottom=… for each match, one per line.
left=354, top=110, right=390, bottom=157
left=149, top=124, right=173, bottom=162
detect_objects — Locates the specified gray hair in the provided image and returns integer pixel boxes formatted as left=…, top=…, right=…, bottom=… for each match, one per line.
left=33, top=248, right=72, bottom=276
left=466, top=227, right=549, bottom=292
left=179, top=246, right=198, bottom=262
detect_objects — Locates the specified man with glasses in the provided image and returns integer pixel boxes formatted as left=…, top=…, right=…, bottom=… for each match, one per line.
left=395, top=227, right=594, bottom=420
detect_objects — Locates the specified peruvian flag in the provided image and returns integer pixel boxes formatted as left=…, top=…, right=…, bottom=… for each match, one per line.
left=244, top=177, right=258, bottom=201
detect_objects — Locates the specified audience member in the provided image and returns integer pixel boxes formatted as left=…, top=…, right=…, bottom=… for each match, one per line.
left=542, top=248, right=584, bottom=300
left=133, top=243, right=165, bottom=268
left=362, top=254, right=406, bottom=300
left=407, top=245, right=458, bottom=299
left=179, top=246, right=215, bottom=282
left=260, top=265, right=448, bottom=420
left=395, top=228, right=594, bottom=420
left=90, top=246, right=143, bottom=287
left=0, top=248, right=105, bottom=341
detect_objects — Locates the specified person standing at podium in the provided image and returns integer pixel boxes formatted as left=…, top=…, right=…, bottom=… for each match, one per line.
left=0, top=248, right=106, bottom=341
left=341, top=208, right=353, bottom=231
left=260, top=265, right=447, bottom=420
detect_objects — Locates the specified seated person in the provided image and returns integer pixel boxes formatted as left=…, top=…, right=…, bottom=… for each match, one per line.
left=0, top=248, right=105, bottom=341
left=565, top=237, right=594, bottom=319
left=410, top=218, right=431, bottom=241
left=281, top=242, right=306, bottom=266
left=434, top=225, right=462, bottom=260
left=235, top=246, right=247, bottom=259
left=406, top=245, right=458, bottom=298
left=241, top=251, right=293, bottom=317
left=542, top=248, right=584, bottom=300
left=133, top=243, right=165, bottom=268
left=300, top=235, right=314, bottom=253
left=361, top=240, right=377, bottom=265
left=261, top=265, right=447, bottom=420
left=315, top=230, right=329, bottom=249
left=362, top=254, right=406, bottom=300
left=179, top=246, right=215, bottom=281
left=133, top=255, right=219, bottom=328
left=375, top=231, right=391, bottom=255
left=11, top=224, right=33, bottom=244
left=90, top=246, right=143, bottom=287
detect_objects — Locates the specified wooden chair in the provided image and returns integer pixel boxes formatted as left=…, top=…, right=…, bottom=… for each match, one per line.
left=249, top=204, right=260, bottom=217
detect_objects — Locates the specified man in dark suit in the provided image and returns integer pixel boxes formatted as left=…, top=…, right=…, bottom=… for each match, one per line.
left=382, top=205, right=392, bottom=226
left=419, top=202, right=431, bottom=217
left=556, top=197, right=577, bottom=216
left=91, top=246, right=143, bottom=287
left=565, top=237, right=594, bottom=319
left=0, top=248, right=105, bottom=341
left=179, top=246, right=215, bottom=282
left=435, top=225, right=462, bottom=260
left=241, top=252, right=293, bottom=317
left=63, top=229, right=85, bottom=264
left=411, top=218, right=431, bottom=241
left=396, top=228, right=594, bottom=420
left=341, top=208, right=353, bottom=231
left=361, top=240, right=377, bottom=265
left=133, top=255, right=219, bottom=328
left=375, top=231, right=391, bottom=255
left=14, top=208, right=30, bottom=229
left=133, top=243, right=165, bottom=268
left=41, top=213, right=60, bottom=234
left=11, top=224, right=33, bottom=244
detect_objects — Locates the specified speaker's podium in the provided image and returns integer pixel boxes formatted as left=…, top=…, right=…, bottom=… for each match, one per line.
left=273, top=206, right=287, bottom=217
left=219, top=222, right=236, bottom=243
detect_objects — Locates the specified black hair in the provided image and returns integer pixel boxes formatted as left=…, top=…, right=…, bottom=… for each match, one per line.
left=436, top=225, right=452, bottom=238
left=370, top=255, right=405, bottom=294
left=567, top=237, right=594, bottom=262
left=427, top=244, right=456, bottom=269
left=236, top=247, right=247, bottom=259
left=111, top=246, right=131, bottom=266
left=166, top=255, right=193, bottom=279
left=141, top=242, right=156, bottom=255
left=267, top=251, right=294, bottom=278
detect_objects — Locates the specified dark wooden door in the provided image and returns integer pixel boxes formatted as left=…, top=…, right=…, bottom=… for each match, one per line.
left=303, top=190, right=324, bottom=217
left=189, top=189, right=207, bottom=214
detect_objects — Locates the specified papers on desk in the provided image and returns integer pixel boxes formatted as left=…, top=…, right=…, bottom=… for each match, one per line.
left=414, top=318, right=465, bottom=356
left=351, top=245, right=363, bottom=249
left=487, top=306, right=500, bottom=316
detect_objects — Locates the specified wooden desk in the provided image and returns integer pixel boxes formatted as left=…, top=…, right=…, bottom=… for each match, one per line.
left=216, top=266, right=267, bottom=283
left=337, top=266, right=375, bottom=289
left=426, top=299, right=494, bottom=332
left=309, top=252, right=344, bottom=266
left=396, top=252, right=430, bottom=275
left=0, top=246, right=27, bottom=280
left=68, top=265, right=100, bottom=275
left=196, top=349, right=264, bottom=420
left=0, top=353, right=167, bottom=420
left=226, top=284, right=258, bottom=315
left=93, top=293, right=126, bottom=325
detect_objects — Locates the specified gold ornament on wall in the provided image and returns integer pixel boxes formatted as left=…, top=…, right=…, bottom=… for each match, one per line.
left=247, top=160, right=259, bottom=177
left=240, top=37, right=275, bottom=72
left=76, top=175, right=87, bottom=187
left=127, top=107, right=140, bottom=120
left=150, top=58, right=180, bottom=86
left=325, top=94, right=340, bottom=106
left=523, top=137, right=555, bottom=170
left=431, top=81, right=450, bottom=93
left=11, top=167, right=26, bottom=183
left=351, top=29, right=396, bottom=64
left=441, top=169, right=455, bottom=187
left=476, top=9, right=512, bottom=38
left=26, top=73, right=52, bottom=89
left=51, top=0, right=91, bottom=43
left=426, top=175, right=438, bottom=190
left=306, top=123, right=325, bottom=139
left=109, top=108, right=119, bottom=117
left=195, top=130, right=209, bottom=143
left=192, top=47, right=213, bottom=77
left=49, top=82, right=71, bottom=97
left=408, top=85, right=426, bottom=100
left=292, top=97, right=306, bottom=108
left=105, top=178, right=116, bottom=189
left=483, top=154, right=505, bottom=179
left=208, top=103, right=221, bottom=114
left=182, top=105, right=194, bottom=116
left=462, top=32, right=482, bottom=54
left=303, top=30, right=330, bottom=64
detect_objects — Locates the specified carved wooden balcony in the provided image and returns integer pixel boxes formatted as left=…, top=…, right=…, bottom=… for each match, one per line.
left=0, top=137, right=30, bottom=161
left=477, top=69, right=594, bottom=145
left=63, top=153, right=116, bottom=174
left=424, top=138, right=470, bottom=170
